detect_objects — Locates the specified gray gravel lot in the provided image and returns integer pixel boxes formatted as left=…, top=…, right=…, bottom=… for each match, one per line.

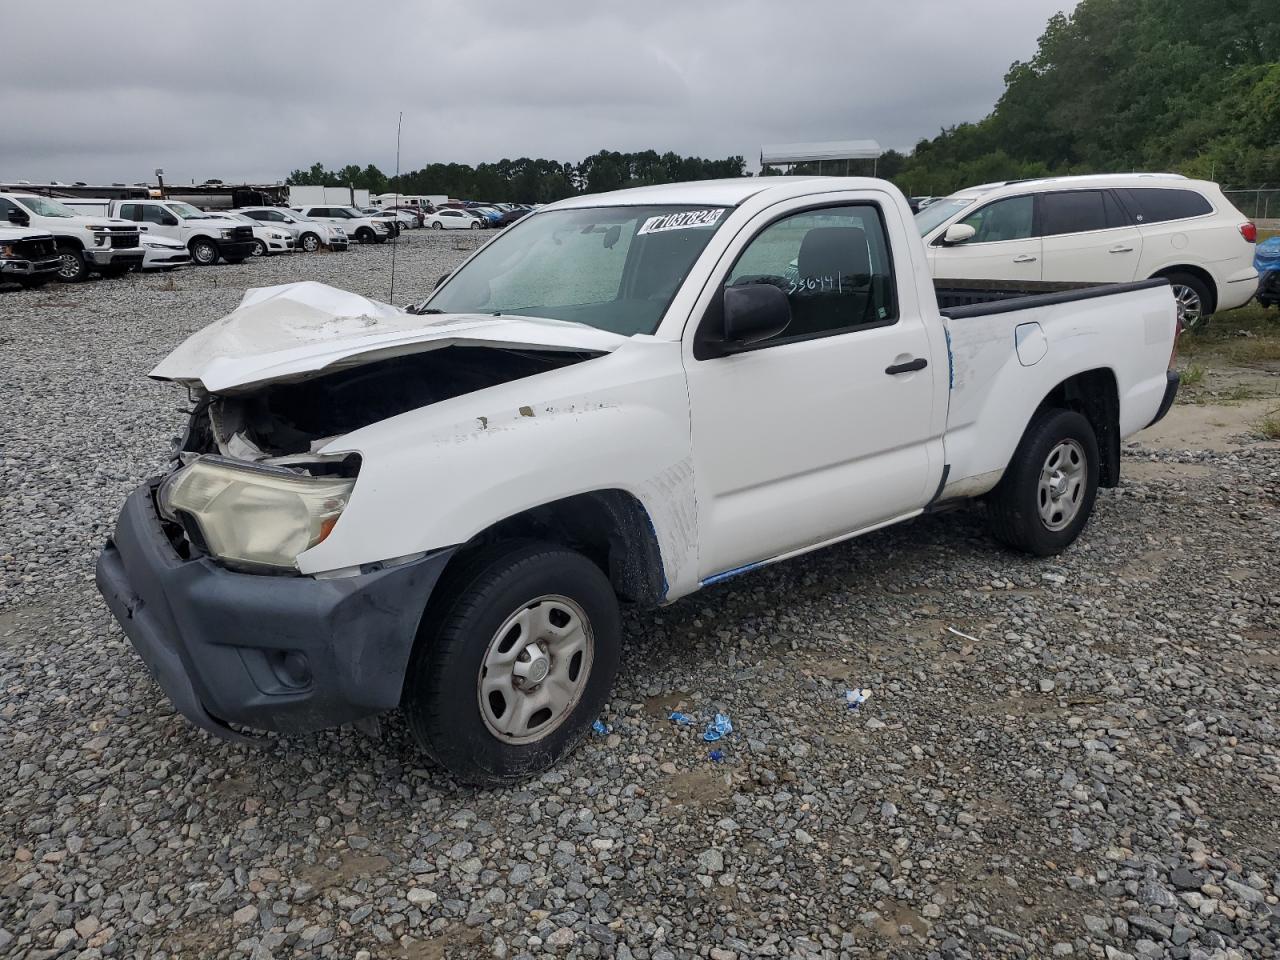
left=1, top=232, right=1278, bottom=960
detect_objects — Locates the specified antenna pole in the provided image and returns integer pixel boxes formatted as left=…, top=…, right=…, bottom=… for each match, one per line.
left=390, top=111, right=403, bottom=304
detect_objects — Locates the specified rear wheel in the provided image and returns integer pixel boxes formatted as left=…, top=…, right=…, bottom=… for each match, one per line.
left=56, top=246, right=89, bottom=282
left=1164, top=272, right=1213, bottom=331
left=403, top=541, right=621, bottom=785
left=987, top=408, right=1100, bottom=557
left=300, top=232, right=321, bottom=252
left=431, top=221, right=443, bottom=230
left=190, top=238, right=219, bottom=266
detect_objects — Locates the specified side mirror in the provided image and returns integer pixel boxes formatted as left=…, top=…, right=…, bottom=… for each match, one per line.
left=942, top=223, right=976, bottom=246
left=6, top=209, right=30, bottom=227
left=723, top=283, right=791, bottom=348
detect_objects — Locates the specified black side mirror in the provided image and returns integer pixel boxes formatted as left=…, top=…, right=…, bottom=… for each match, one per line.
left=722, top=283, right=791, bottom=349
left=6, top=209, right=30, bottom=227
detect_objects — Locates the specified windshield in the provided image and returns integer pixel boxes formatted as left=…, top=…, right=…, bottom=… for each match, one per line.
left=283, top=210, right=310, bottom=221
left=425, top=204, right=728, bottom=336
left=914, top=197, right=976, bottom=236
left=335, top=208, right=362, bottom=218
left=14, top=195, right=77, bottom=218
left=167, top=201, right=213, bottom=220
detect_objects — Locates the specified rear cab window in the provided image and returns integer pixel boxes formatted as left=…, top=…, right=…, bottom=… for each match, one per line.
left=1115, top=188, right=1213, bottom=224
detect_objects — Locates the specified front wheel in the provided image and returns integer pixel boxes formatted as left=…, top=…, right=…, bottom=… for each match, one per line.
left=403, top=542, right=621, bottom=786
left=469, top=221, right=481, bottom=230
left=300, top=232, right=321, bottom=252
left=251, top=240, right=267, bottom=257
left=190, top=239, right=219, bottom=266
left=56, top=247, right=89, bottom=282
left=986, top=408, right=1100, bottom=557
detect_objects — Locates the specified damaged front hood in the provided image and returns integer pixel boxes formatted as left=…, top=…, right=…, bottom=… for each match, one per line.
left=150, top=281, right=628, bottom=393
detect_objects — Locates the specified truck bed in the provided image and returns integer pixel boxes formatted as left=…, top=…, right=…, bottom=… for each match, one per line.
left=934, top=277, right=1169, bottom=313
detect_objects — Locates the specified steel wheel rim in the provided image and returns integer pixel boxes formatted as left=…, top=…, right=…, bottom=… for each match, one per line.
left=303, top=235, right=319, bottom=251
left=478, top=594, right=593, bottom=744
left=1172, top=284, right=1203, bottom=329
left=1038, top=438, right=1087, bottom=531
left=252, top=241, right=266, bottom=257
left=57, top=253, right=80, bottom=279
left=194, top=244, right=214, bottom=264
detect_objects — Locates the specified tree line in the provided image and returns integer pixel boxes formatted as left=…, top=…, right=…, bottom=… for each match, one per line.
left=286, top=151, right=748, bottom=202
left=289, top=0, right=1279, bottom=203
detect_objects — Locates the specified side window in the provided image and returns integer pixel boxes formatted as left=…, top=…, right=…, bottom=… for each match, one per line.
left=243, top=210, right=266, bottom=221
left=118, top=203, right=143, bottom=222
left=958, top=196, right=1035, bottom=243
left=144, top=206, right=177, bottom=226
left=1116, top=188, right=1213, bottom=224
left=722, top=204, right=897, bottom=343
left=267, top=211, right=287, bottom=222
left=1040, top=191, right=1112, bottom=236
left=0, top=197, right=19, bottom=218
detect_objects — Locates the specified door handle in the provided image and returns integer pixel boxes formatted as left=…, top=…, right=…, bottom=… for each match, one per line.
left=885, top=358, right=928, bottom=375
left=1109, top=245, right=1134, bottom=253
left=1012, top=255, right=1038, bottom=263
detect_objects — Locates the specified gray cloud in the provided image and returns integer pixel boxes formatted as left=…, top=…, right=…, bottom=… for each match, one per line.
left=4, top=0, right=1070, bottom=186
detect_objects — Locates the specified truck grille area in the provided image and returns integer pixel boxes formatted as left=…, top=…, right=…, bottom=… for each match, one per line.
left=106, top=227, right=140, bottom=249
left=16, top=237, right=57, bottom=259
left=231, top=226, right=253, bottom=242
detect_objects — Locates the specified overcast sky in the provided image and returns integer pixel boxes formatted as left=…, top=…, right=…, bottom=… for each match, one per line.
left=5, top=0, right=1072, bottom=186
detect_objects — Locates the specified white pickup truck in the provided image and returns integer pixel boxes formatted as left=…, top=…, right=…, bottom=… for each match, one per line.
left=0, top=223, right=62, bottom=287
left=68, top=198, right=260, bottom=266
left=97, top=177, right=1181, bottom=784
left=0, top=192, right=144, bottom=282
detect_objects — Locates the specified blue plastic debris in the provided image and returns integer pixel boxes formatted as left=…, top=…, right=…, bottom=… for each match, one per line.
left=669, top=711, right=694, bottom=725
left=703, top=714, right=733, bottom=742
left=845, top=688, right=871, bottom=711
left=708, top=749, right=725, bottom=763
left=592, top=720, right=609, bottom=735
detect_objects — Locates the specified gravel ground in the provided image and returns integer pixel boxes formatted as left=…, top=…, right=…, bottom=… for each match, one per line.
left=1, top=232, right=1278, bottom=960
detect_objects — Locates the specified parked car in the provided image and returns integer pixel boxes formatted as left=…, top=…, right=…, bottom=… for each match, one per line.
left=0, top=193, right=144, bottom=282
left=468, top=205, right=503, bottom=226
left=1254, top=235, right=1280, bottom=308
left=100, top=199, right=257, bottom=266
left=0, top=222, right=61, bottom=288
left=140, top=233, right=192, bottom=271
left=221, top=213, right=296, bottom=256
left=424, top=208, right=483, bottom=230
left=234, top=207, right=347, bottom=252
left=492, top=207, right=530, bottom=229
left=914, top=173, right=1258, bottom=328
left=294, top=206, right=392, bottom=244
left=97, top=177, right=1182, bottom=785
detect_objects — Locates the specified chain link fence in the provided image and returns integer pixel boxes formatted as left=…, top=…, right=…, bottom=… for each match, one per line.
left=1223, top=188, right=1280, bottom=222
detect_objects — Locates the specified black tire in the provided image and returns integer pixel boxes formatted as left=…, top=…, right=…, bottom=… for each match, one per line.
left=470, top=221, right=481, bottom=230
left=300, top=232, right=321, bottom=252
left=403, top=541, right=622, bottom=786
left=431, top=221, right=443, bottom=230
left=1163, top=271, right=1214, bottom=331
left=354, top=227, right=373, bottom=243
left=190, top=238, right=219, bottom=266
left=987, top=408, right=1100, bottom=557
left=251, top=240, right=267, bottom=257
left=55, top=246, right=88, bottom=283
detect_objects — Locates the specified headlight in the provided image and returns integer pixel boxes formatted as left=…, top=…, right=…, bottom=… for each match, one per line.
left=220, top=228, right=235, bottom=240
left=158, top=457, right=355, bottom=570
left=332, top=227, right=346, bottom=237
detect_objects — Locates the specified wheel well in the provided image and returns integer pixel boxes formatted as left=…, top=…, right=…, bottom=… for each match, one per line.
left=1152, top=265, right=1217, bottom=313
left=441, top=491, right=666, bottom=605
left=53, top=235, right=84, bottom=251
left=1034, top=368, right=1121, bottom=487
left=188, top=235, right=215, bottom=250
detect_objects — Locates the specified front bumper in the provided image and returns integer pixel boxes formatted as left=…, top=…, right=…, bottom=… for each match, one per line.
left=95, top=481, right=455, bottom=742
left=84, top=248, right=145, bottom=268
left=216, top=239, right=257, bottom=260
left=328, top=240, right=349, bottom=251
left=0, top=255, right=61, bottom=277
left=142, top=251, right=192, bottom=269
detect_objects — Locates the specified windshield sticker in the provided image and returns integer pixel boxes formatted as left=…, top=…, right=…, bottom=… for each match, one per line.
left=638, top=209, right=724, bottom=235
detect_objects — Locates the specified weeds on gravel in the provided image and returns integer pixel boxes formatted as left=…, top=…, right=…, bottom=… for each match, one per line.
left=1181, top=364, right=1206, bottom=387
left=1258, top=410, right=1280, bottom=440
left=1181, top=303, right=1280, bottom=366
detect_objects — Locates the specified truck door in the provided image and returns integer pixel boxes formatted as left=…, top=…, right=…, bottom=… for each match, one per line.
left=929, top=194, right=1042, bottom=284
left=682, top=196, right=946, bottom=582
left=121, top=203, right=182, bottom=242
left=1038, top=189, right=1142, bottom=284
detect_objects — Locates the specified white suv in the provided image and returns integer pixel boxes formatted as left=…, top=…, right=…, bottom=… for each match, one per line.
left=293, top=206, right=392, bottom=244
left=915, top=174, right=1259, bottom=327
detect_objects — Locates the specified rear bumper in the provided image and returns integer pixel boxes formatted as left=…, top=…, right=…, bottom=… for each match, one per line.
left=95, top=481, right=454, bottom=741
left=1147, top=370, right=1180, bottom=428
left=1219, top=267, right=1261, bottom=311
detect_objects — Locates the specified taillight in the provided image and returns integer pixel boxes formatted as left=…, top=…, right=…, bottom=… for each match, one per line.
left=1240, top=222, right=1257, bottom=243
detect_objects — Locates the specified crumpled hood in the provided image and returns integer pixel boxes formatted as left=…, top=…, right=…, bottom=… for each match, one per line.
left=149, top=281, right=629, bottom=393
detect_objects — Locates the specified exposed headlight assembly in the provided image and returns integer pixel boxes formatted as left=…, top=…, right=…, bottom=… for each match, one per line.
left=158, top=456, right=354, bottom=570
left=220, top=228, right=235, bottom=240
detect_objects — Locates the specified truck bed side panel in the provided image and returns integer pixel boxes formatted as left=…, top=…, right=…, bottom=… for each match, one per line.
left=940, top=284, right=1177, bottom=499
